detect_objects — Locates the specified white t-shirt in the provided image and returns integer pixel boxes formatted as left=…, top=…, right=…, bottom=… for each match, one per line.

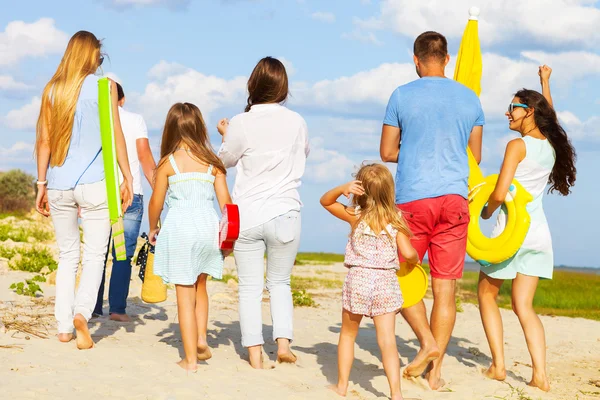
left=218, top=103, right=310, bottom=232
left=118, top=107, right=149, bottom=195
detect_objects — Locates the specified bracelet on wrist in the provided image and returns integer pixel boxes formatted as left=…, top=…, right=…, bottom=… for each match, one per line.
left=36, top=180, right=47, bottom=186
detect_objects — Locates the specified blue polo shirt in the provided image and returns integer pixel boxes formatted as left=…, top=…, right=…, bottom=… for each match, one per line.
left=383, top=77, right=485, bottom=204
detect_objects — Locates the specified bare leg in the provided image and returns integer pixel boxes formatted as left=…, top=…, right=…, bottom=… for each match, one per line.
left=425, top=278, right=457, bottom=390
left=175, top=284, right=198, bottom=372
left=373, top=312, right=404, bottom=400
left=329, top=309, right=362, bottom=397
left=477, top=272, right=506, bottom=381
left=195, top=274, right=212, bottom=361
left=512, top=273, right=550, bottom=392
left=400, top=300, right=440, bottom=377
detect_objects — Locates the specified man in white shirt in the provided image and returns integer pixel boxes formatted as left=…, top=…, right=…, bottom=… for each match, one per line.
left=94, top=83, right=156, bottom=322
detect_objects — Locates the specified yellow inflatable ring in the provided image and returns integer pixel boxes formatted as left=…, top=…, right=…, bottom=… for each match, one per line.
left=397, top=262, right=428, bottom=308
left=466, top=149, right=533, bottom=266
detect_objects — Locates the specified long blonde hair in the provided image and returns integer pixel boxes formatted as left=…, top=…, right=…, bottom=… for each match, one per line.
left=350, top=163, right=412, bottom=239
left=157, top=103, right=226, bottom=176
left=36, top=31, right=102, bottom=167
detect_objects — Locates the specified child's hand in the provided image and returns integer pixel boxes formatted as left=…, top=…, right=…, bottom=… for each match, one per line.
left=539, top=65, right=552, bottom=82
left=342, top=180, right=364, bottom=198
left=217, top=118, right=229, bottom=137
left=222, top=249, right=233, bottom=258
left=149, top=227, right=160, bottom=246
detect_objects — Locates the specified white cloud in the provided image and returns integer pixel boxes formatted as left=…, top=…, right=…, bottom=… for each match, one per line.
left=557, top=111, right=600, bottom=141
left=361, top=0, right=600, bottom=47
left=311, top=11, right=336, bottom=23
left=0, top=141, right=34, bottom=164
left=278, top=57, right=297, bottom=77
left=0, top=18, right=68, bottom=66
left=100, top=0, right=190, bottom=10
left=341, top=30, right=383, bottom=46
left=305, top=137, right=357, bottom=183
left=3, top=97, right=41, bottom=130
left=0, top=75, right=33, bottom=92
left=133, top=63, right=247, bottom=129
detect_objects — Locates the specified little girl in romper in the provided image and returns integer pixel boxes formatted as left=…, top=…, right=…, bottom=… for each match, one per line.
left=149, top=103, right=232, bottom=372
left=321, top=163, right=420, bottom=400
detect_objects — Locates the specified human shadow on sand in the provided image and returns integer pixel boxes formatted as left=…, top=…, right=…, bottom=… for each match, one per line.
left=89, top=297, right=169, bottom=344
left=328, top=323, right=525, bottom=384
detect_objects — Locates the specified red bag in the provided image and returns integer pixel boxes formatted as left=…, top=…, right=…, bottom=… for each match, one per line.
left=219, top=204, right=240, bottom=251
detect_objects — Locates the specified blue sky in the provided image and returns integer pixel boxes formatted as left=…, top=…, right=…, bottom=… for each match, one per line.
left=1, top=0, right=599, bottom=268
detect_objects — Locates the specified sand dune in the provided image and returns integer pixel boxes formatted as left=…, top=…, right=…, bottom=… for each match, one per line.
left=1, top=256, right=599, bottom=400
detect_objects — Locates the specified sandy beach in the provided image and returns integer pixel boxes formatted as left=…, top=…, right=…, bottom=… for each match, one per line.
left=1, top=243, right=599, bottom=400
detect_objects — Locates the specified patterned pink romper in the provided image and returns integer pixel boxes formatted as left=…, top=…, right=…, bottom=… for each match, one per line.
left=343, top=220, right=403, bottom=317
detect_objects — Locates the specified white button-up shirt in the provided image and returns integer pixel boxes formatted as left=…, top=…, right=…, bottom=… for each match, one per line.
left=218, top=103, right=309, bottom=232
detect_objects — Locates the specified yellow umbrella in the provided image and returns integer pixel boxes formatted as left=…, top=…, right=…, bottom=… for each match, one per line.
left=454, top=7, right=485, bottom=187
left=453, top=8, right=534, bottom=267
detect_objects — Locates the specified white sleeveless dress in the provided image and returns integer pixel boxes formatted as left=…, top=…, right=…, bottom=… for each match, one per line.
left=482, top=136, right=556, bottom=280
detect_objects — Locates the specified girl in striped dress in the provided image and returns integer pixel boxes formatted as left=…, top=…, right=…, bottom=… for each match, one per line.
left=149, top=103, right=232, bottom=372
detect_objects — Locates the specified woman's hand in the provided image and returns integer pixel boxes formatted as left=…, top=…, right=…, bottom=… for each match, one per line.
left=120, top=178, right=133, bottom=211
left=539, top=65, right=552, bottom=83
left=481, top=205, right=493, bottom=220
left=222, top=249, right=233, bottom=258
left=149, top=227, right=160, bottom=246
left=217, top=118, right=229, bottom=137
left=342, top=180, right=364, bottom=198
left=35, top=186, right=50, bottom=217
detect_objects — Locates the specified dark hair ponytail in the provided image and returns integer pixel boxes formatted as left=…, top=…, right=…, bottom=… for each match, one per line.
left=245, top=57, right=288, bottom=112
left=515, top=89, right=577, bottom=195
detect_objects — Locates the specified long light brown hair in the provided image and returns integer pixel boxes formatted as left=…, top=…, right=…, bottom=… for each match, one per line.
left=350, top=163, right=412, bottom=239
left=245, top=57, right=288, bottom=112
left=36, top=31, right=103, bottom=166
left=157, top=103, right=226, bottom=176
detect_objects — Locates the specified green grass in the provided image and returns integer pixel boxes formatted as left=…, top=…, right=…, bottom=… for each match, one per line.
left=292, top=290, right=317, bottom=307
left=214, top=273, right=238, bottom=283
left=0, top=223, right=53, bottom=243
left=458, top=269, right=600, bottom=321
left=0, top=246, right=58, bottom=273
left=295, top=252, right=345, bottom=265
left=290, top=275, right=343, bottom=291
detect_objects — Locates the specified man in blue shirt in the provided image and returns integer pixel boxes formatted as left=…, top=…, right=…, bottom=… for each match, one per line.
left=380, top=31, right=484, bottom=390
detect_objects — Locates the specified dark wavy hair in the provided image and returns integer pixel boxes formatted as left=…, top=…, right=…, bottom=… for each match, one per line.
left=245, top=57, right=288, bottom=112
left=515, top=89, right=576, bottom=195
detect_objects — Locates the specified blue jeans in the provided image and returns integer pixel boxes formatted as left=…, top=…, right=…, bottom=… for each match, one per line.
left=94, top=194, right=143, bottom=315
left=233, top=210, right=301, bottom=348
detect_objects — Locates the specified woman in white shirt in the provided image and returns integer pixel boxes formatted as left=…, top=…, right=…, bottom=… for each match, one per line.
left=217, top=57, right=309, bottom=369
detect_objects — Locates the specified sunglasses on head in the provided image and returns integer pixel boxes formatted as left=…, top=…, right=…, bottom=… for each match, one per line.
left=99, top=55, right=104, bottom=66
left=508, top=103, right=528, bottom=113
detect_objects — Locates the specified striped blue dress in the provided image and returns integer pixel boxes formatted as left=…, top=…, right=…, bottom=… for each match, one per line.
left=154, top=155, right=224, bottom=284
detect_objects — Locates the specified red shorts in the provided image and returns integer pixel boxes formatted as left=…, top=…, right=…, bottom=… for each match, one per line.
left=397, top=195, right=469, bottom=280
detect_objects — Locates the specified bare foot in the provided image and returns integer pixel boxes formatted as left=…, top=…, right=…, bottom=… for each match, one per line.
left=197, top=342, right=212, bottom=361
left=327, top=383, right=347, bottom=397
left=109, top=313, right=131, bottom=322
left=176, top=359, right=198, bottom=372
left=73, top=314, right=94, bottom=350
left=483, top=365, right=506, bottom=381
left=277, top=350, right=297, bottom=364
left=57, top=333, right=73, bottom=343
left=425, top=371, right=446, bottom=391
left=528, top=376, right=550, bottom=392
left=403, top=346, right=440, bottom=377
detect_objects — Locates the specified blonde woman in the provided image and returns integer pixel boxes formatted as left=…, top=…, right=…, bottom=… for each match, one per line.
left=35, top=31, right=133, bottom=349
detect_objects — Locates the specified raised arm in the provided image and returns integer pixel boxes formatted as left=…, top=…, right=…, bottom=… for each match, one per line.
left=35, top=101, right=51, bottom=217
left=320, top=181, right=363, bottom=225
left=539, top=65, right=553, bottom=108
left=217, top=116, right=247, bottom=169
left=481, top=139, right=526, bottom=220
